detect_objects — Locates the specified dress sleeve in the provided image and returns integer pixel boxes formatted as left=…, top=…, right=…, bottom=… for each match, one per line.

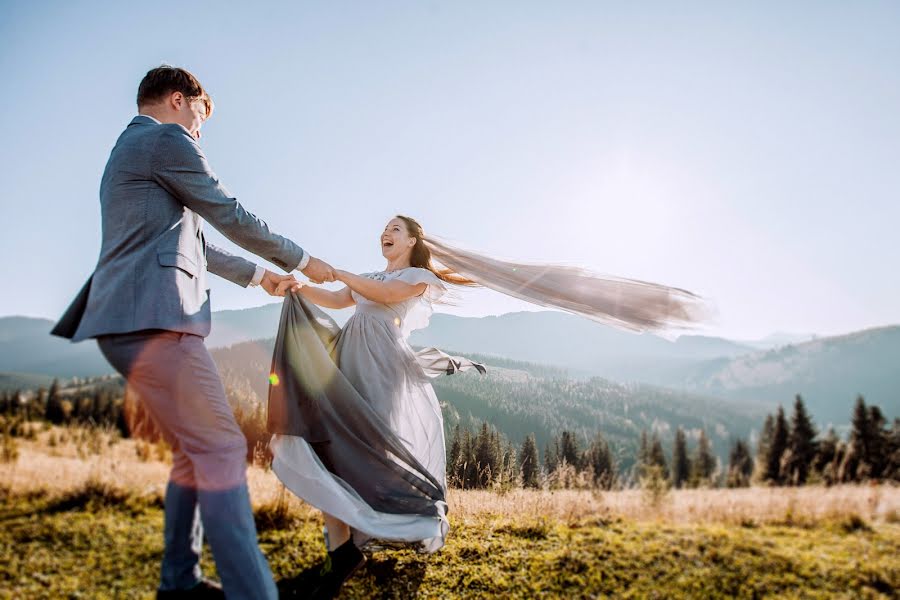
left=395, top=268, right=447, bottom=304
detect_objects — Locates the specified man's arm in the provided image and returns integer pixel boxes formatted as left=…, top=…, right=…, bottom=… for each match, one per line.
left=152, top=126, right=305, bottom=272
left=207, top=242, right=307, bottom=297
left=206, top=242, right=258, bottom=287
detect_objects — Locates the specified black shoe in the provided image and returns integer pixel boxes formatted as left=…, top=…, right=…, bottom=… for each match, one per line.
left=309, top=539, right=367, bottom=600
left=156, top=579, right=225, bottom=599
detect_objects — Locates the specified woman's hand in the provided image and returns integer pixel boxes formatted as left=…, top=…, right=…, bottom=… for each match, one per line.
left=275, top=277, right=305, bottom=296
left=261, top=270, right=303, bottom=297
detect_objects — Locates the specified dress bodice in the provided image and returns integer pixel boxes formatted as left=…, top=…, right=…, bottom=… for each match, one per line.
left=350, top=267, right=446, bottom=339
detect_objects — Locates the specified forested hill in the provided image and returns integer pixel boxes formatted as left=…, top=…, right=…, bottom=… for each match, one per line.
left=209, top=338, right=767, bottom=472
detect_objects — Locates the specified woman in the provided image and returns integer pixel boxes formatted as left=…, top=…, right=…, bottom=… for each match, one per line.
left=268, top=216, right=483, bottom=597
left=267, top=215, right=709, bottom=597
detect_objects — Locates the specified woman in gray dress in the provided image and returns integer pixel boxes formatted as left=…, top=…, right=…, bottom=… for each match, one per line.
left=266, top=214, right=710, bottom=596
left=268, top=215, right=482, bottom=596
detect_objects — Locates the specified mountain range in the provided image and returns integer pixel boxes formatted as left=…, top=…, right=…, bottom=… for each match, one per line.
left=1, top=306, right=896, bottom=427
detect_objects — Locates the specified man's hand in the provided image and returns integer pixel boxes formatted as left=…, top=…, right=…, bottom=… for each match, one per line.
left=275, top=278, right=304, bottom=296
left=301, top=256, right=336, bottom=284
left=260, top=270, right=302, bottom=297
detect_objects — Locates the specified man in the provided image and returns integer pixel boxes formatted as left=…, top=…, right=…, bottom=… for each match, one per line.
left=52, top=65, right=331, bottom=599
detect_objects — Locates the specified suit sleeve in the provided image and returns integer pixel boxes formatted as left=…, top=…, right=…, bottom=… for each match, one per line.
left=152, top=126, right=306, bottom=272
left=206, top=242, right=257, bottom=287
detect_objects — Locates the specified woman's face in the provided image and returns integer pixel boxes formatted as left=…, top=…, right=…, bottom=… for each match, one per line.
left=381, top=218, right=416, bottom=260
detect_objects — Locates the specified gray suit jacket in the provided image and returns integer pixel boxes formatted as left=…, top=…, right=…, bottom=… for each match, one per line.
left=52, top=116, right=305, bottom=342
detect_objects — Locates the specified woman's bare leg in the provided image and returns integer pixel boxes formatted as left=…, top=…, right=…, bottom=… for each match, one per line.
left=322, top=512, right=351, bottom=551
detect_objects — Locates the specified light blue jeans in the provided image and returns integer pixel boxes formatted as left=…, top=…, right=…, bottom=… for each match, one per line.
left=98, top=330, right=277, bottom=600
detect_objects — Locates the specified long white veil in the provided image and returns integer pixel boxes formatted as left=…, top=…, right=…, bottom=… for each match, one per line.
left=424, top=235, right=711, bottom=333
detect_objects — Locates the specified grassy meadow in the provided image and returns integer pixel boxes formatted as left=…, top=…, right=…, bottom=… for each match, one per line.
left=2, top=424, right=899, bottom=599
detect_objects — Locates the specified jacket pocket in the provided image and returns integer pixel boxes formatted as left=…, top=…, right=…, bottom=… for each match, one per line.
left=158, top=251, right=199, bottom=278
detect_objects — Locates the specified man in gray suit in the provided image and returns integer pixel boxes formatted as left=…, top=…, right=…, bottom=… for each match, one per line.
left=52, top=66, right=331, bottom=599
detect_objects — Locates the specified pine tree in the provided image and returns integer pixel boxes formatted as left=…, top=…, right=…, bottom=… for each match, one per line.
left=543, top=441, right=557, bottom=475
left=520, top=434, right=541, bottom=489
left=474, top=423, right=496, bottom=488
left=647, top=432, right=669, bottom=481
left=765, top=406, right=788, bottom=484
left=588, top=432, right=615, bottom=489
left=864, top=404, right=888, bottom=479
left=726, top=438, right=753, bottom=488
left=691, top=429, right=716, bottom=487
left=560, top=430, right=581, bottom=469
left=638, top=430, right=650, bottom=471
left=503, top=441, right=519, bottom=487
left=784, top=395, right=818, bottom=485
left=461, top=426, right=477, bottom=488
left=447, top=424, right=462, bottom=485
left=844, top=396, right=888, bottom=481
left=45, top=379, right=65, bottom=425
left=886, top=418, right=900, bottom=482
left=754, top=413, right=774, bottom=483
left=672, top=428, right=690, bottom=489
left=813, top=428, right=841, bottom=485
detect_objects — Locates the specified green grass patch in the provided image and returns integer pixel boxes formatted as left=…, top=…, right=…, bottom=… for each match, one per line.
left=1, top=491, right=898, bottom=599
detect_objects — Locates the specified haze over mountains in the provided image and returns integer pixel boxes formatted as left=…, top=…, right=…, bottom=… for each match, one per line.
left=1, top=305, right=897, bottom=428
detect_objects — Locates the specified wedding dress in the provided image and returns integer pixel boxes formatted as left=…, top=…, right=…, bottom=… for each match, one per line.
left=268, top=267, right=483, bottom=553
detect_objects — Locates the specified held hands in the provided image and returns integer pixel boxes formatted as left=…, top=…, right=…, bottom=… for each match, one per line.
left=260, top=270, right=304, bottom=297
left=259, top=256, right=336, bottom=297
left=301, top=256, right=336, bottom=284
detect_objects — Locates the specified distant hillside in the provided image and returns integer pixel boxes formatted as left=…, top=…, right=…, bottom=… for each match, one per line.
left=207, top=303, right=352, bottom=349
left=679, top=326, right=900, bottom=426
left=0, top=371, right=55, bottom=392
left=209, top=337, right=766, bottom=472
left=410, top=312, right=759, bottom=383
left=0, top=317, right=113, bottom=378
left=0, top=305, right=348, bottom=377
left=2, top=308, right=895, bottom=429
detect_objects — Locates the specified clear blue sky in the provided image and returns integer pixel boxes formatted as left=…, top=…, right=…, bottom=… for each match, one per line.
left=2, top=1, right=898, bottom=339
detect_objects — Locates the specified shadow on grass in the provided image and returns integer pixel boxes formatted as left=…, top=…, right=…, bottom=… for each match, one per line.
left=276, top=563, right=325, bottom=599
left=277, top=553, right=429, bottom=599
left=42, top=479, right=162, bottom=515
left=359, top=554, right=428, bottom=599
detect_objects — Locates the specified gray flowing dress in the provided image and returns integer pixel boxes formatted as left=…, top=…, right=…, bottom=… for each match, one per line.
left=267, top=267, right=484, bottom=552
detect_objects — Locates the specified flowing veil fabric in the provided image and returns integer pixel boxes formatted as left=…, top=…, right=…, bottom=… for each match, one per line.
left=424, top=235, right=711, bottom=333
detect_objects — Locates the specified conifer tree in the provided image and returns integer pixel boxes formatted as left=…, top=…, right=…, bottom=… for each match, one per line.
left=754, top=413, right=774, bottom=482
left=588, top=432, right=615, bottom=489
left=765, top=406, right=789, bottom=484
left=560, top=430, right=581, bottom=469
left=461, top=426, right=477, bottom=488
left=784, top=394, right=818, bottom=485
left=672, top=427, right=690, bottom=489
left=447, top=424, right=462, bottom=483
left=647, top=432, right=669, bottom=480
left=813, top=428, right=841, bottom=485
left=726, top=438, right=753, bottom=488
left=691, top=429, right=716, bottom=487
left=886, top=418, right=900, bottom=482
left=474, top=422, right=496, bottom=488
left=520, top=434, right=541, bottom=489
left=503, top=440, right=519, bottom=486
left=864, top=404, right=888, bottom=479
left=45, top=379, right=65, bottom=425
left=844, top=396, right=888, bottom=481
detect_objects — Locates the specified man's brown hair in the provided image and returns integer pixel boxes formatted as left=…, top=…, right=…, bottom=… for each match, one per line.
left=137, top=65, right=214, bottom=118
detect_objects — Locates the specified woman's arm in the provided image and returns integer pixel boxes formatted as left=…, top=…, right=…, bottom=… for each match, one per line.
left=291, top=283, right=356, bottom=309
left=335, top=270, right=426, bottom=304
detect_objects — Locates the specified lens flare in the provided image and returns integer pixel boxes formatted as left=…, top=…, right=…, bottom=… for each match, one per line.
left=269, top=373, right=280, bottom=386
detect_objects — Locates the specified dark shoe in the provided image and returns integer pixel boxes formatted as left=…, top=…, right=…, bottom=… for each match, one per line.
left=309, top=539, right=367, bottom=600
left=157, top=579, right=225, bottom=599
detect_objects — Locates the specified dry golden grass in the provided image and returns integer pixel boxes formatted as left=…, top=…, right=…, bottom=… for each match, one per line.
left=4, top=424, right=899, bottom=530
